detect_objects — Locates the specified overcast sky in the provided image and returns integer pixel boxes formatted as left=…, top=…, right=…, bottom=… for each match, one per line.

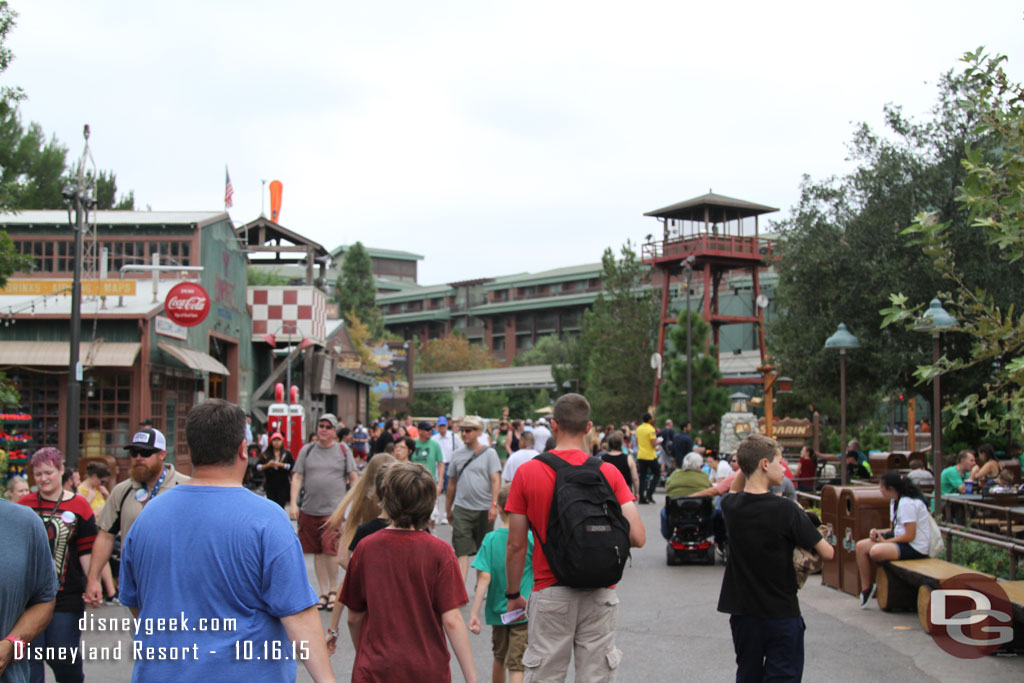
left=7, top=2, right=1023, bottom=285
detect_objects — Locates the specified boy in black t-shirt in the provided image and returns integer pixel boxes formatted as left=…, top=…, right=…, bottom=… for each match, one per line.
left=717, top=434, right=834, bottom=682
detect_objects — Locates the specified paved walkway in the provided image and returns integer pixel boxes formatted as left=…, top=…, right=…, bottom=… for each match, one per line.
left=76, top=492, right=1022, bottom=682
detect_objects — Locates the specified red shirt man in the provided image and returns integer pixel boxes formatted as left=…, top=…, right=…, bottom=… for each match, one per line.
left=505, top=394, right=645, bottom=682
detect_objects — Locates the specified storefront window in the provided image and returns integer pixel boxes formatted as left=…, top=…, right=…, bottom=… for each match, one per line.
left=80, top=373, right=133, bottom=460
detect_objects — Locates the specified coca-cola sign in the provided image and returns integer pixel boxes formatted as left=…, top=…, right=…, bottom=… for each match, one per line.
left=164, top=282, right=211, bottom=327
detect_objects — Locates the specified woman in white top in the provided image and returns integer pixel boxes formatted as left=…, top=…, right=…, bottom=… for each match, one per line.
left=854, top=472, right=931, bottom=608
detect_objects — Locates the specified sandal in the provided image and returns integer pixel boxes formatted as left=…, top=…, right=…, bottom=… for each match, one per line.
left=326, top=591, right=337, bottom=610
left=316, top=594, right=328, bottom=611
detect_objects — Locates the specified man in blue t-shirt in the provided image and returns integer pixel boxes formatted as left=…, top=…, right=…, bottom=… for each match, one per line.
left=119, top=399, right=334, bottom=683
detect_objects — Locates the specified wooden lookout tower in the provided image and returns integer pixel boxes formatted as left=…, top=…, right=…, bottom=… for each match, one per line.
left=642, top=191, right=778, bottom=405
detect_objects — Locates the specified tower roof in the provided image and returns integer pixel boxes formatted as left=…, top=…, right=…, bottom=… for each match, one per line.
left=644, top=192, right=778, bottom=222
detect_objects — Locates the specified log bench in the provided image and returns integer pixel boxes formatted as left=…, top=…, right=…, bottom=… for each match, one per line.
left=876, top=559, right=1024, bottom=637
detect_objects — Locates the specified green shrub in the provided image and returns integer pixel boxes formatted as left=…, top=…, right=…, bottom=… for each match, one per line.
left=949, top=537, right=1019, bottom=580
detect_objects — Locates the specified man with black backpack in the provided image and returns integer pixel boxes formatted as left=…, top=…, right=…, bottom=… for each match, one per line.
left=505, top=393, right=645, bottom=682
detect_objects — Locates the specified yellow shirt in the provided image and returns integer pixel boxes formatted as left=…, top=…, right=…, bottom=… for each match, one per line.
left=636, top=423, right=657, bottom=461
left=78, top=483, right=106, bottom=512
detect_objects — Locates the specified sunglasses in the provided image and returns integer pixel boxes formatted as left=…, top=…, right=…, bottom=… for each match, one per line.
left=130, top=450, right=155, bottom=459
left=460, top=428, right=478, bottom=434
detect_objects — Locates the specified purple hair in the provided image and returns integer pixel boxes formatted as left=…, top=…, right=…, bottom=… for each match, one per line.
left=30, top=447, right=63, bottom=470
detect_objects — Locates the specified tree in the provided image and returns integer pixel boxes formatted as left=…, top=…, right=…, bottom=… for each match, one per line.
left=768, top=63, right=1019, bottom=433
left=882, top=49, right=1024, bottom=437
left=414, top=335, right=495, bottom=374
left=569, top=242, right=659, bottom=424
left=657, top=311, right=730, bottom=432
left=95, top=170, right=134, bottom=210
left=334, top=242, right=382, bottom=337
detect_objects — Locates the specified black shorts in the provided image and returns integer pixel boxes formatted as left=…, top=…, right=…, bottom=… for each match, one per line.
left=897, top=542, right=927, bottom=560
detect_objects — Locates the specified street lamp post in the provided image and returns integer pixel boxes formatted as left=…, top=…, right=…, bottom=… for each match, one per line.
left=914, top=298, right=956, bottom=516
left=61, top=126, right=96, bottom=472
left=682, top=255, right=694, bottom=426
left=825, top=323, right=860, bottom=485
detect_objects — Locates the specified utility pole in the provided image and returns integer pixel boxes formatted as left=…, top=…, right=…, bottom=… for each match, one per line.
left=62, top=125, right=96, bottom=471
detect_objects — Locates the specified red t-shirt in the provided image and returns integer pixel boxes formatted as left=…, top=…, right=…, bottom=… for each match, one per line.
left=18, top=492, right=97, bottom=612
left=506, top=449, right=634, bottom=591
left=340, top=528, right=467, bottom=682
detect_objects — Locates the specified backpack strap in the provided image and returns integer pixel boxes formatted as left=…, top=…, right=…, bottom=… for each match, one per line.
left=536, top=452, right=604, bottom=472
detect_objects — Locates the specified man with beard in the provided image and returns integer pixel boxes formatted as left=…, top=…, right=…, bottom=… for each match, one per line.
left=83, top=427, right=190, bottom=606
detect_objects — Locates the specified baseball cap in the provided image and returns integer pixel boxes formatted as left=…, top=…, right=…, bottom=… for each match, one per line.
left=417, top=420, right=433, bottom=432
left=459, top=416, right=485, bottom=431
left=436, top=416, right=448, bottom=426
left=270, top=432, right=284, bottom=441
left=537, top=417, right=548, bottom=426
left=124, top=428, right=166, bottom=453
left=318, top=414, right=339, bottom=429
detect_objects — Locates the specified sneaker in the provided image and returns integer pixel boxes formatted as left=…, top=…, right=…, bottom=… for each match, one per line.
left=860, top=584, right=876, bottom=609
left=439, top=516, right=449, bottom=525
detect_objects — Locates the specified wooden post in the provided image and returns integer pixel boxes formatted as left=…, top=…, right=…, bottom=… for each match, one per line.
left=907, top=397, right=916, bottom=451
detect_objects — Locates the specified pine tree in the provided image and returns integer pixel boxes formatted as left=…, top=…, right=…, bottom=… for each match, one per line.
left=334, top=242, right=382, bottom=337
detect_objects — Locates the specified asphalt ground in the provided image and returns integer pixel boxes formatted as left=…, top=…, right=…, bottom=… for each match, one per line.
left=72, top=490, right=1023, bottom=682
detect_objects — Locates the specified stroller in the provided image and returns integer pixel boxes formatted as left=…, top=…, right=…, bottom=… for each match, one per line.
left=665, top=496, right=715, bottom=565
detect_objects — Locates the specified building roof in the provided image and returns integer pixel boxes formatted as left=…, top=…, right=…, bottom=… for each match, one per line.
left=236, top=217, right=331, bottom=263
left=483, top=263, right=602, bottom=290
left=331, top=244, right=424, bottom=261
left=377, top=284, right=455, bottom=303
left=382, top=308, right=452, bottom=324
left=643, top=192, right=778, bottom=222
left=0, top=210, right=227, bottom=227
left=467, top=291, right=601, bottom=316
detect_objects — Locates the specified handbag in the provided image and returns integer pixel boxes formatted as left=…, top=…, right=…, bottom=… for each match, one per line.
left=927, top=514, right=945, bottom=558
left=793, top=524, right=828, bottom=589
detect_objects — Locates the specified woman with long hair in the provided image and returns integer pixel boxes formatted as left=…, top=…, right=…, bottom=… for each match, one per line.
left=257, top=432, right=294, bottom=507
left=854, top=472, right=931, bottom=608
left=324, top=454, right=397, bottom=653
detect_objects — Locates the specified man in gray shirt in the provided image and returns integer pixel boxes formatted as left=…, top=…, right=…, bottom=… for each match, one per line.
left=446, top=415, right=502, bottom=580
left=288, top=413, right=358, bottom=610
left=0, top=500, right=58, bottom=682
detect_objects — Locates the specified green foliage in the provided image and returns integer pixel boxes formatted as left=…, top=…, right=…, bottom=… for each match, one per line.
left=771, top=60, right=1020, bottom=443
left=569, top=242, right=659, bottom=424
left=0, top=370, right=19, bottom=410
left=0, top=2, right=24, bottom=113
left=0, top=229, right=30, bottom=286
left=658, top=310, right=730, bottom=431
left=414, top=335, right=494, bottom=374
left=950, top=536, right=1017, bottom=580
left=94, top=170, right=134, bottom=210
left=512, top=334, right=568, bottom=367
left=247, top=266, right=290, bottom=286
left=334, top=242, right=382, bottom=337
left=883, top=49, right=1024, bottom=436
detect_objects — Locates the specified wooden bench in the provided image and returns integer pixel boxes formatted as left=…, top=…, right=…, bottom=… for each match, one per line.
left=877, top=559, right=1024, bottom=636
left=876, top=558, right=985, bottom=613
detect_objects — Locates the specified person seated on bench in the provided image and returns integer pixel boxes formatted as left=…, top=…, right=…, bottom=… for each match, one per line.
left=855, top=472, right=931, bottom=609
left=906, top=455, right=933, bottom=489
left=660, top=452, right=711, bottom=539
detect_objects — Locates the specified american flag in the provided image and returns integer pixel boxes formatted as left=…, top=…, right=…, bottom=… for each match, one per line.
left=224, top=166, right=234, bottom=209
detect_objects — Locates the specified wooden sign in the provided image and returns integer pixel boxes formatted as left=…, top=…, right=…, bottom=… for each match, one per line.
left=0, top=279, right=137, bottom=296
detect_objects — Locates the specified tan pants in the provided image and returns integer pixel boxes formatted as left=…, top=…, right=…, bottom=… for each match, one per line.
left=522, top=586, right=622, bottom=683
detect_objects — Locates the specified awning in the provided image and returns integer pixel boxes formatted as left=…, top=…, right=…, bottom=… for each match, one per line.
left=0, top=341, right=141, bottom=367
left=157, top=342, right=230, bottom=375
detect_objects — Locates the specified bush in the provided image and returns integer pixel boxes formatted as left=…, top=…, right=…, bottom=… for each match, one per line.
left=949, top=537, right=1019, bottom=581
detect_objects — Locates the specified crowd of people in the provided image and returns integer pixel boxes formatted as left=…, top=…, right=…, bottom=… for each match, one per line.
left=2, top=396, right=1022, bottom=682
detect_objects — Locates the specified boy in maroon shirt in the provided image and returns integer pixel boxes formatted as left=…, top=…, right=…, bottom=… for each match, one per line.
left=341, top=462, right=477, bottom=683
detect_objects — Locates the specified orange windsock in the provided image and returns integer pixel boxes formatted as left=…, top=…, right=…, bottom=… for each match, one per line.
left=269, top=180, right=283, bottom=222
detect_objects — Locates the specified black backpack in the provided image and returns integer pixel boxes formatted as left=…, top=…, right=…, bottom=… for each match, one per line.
left=535, top=452, right=632, bottom=588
